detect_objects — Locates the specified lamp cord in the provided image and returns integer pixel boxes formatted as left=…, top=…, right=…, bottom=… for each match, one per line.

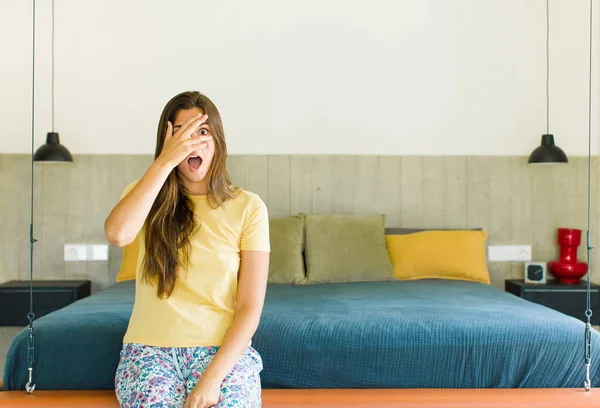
left=51, top=0, right=54, bottom=133
left=546, top=0, right=550, bottom=135
left=26, top=0, right=37, bottom=395
left=584, top=0, right=594, bottom=393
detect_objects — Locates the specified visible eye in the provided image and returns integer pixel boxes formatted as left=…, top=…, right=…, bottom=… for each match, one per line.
left=199, top=128, right=209, bottom=135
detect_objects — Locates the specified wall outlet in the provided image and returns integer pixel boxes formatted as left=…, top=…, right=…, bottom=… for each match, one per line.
left=64, top=244, right=87, bottom=261
left=488, top=245, right=532, bottom=262
left=64, top=244, right=109, bottom=261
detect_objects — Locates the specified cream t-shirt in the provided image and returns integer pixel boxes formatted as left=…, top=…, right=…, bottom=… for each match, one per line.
left=119, top=181, right=270, bottom=347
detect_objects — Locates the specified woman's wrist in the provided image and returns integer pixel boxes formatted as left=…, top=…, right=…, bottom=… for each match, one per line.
left=200, top=369, right=224, bottom=385
left=152, top=156, right=175, bottom=174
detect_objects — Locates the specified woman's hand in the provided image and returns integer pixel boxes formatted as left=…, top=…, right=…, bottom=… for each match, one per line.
left=157, top=113, right=212, bottom=170
left=184, top=376, right=222, bottom=408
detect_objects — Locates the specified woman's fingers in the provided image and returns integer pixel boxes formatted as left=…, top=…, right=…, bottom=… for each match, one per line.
left=180, top=115, right=208, bottom=139
left=185, top=134, right=211, bottom=146
left=186, top=141, right=209, bottom=150
left=193, top=135, right=212, bottom=143
left=165, top=121, right=173, bottom=138
left=177, top=113, right=204, bottom=136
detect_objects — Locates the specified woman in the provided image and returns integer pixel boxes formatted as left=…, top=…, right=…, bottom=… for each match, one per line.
left=104, top=91, right=270, bottom=408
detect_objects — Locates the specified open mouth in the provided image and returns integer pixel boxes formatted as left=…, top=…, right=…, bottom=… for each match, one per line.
left=187, top=155, right=203, bottom=171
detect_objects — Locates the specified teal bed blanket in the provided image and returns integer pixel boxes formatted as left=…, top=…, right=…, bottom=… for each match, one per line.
left=3, top=279, right=600, bottom=390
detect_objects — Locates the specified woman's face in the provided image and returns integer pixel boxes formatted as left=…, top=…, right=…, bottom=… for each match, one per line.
left=172, top=107, right=215, bottom=188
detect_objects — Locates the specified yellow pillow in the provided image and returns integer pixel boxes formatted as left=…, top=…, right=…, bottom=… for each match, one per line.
left=386, top=230, right=490, bottom=284
left=116, top=235, right=139, bottom=282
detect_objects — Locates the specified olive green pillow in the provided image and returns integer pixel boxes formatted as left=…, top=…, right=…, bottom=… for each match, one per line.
left=304, top=214, right=394, bottom=283
left=268, top=215, right=307, bottom=284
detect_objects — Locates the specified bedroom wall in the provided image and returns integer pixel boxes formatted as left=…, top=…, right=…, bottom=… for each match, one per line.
left=1, top=0, right=599, bottom=156
left=0, top=154, right=598, bottom=292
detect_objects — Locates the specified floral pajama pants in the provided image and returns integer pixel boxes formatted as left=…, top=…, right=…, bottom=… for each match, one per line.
left=115, top=343, right=263, bottom=408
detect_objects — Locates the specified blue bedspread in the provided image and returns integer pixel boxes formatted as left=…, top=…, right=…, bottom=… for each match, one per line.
left=4, top=279, right=600, bottom=390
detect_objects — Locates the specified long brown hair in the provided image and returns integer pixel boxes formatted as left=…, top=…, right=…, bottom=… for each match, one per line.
left=143, top=91, right=239, bottom=298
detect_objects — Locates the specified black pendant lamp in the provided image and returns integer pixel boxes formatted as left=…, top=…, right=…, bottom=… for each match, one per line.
left=528, top=134, right=568, bottom=164
left=34, top=132, right=72, bottom=161
left=528, top=0, right=568, bottom=164
left=34, top=0, right=72, bottom=163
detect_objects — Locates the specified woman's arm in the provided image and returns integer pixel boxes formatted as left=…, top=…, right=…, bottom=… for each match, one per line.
left=104, top=161, right=171, bottom=247
left=185, top=250, right=269, bottom=408
left=201, top=250, right=270, bottom=383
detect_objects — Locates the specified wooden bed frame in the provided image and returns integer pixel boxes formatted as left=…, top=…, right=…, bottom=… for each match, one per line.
left=1, top=382, right=599, bottom=408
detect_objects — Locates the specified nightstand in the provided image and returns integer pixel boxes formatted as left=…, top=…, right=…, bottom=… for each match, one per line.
left=0, top=280, right=91, bottom=326
left=505, top=279, right=600, bottom=325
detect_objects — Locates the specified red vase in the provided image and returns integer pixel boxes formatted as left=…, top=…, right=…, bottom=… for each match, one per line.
left=548, top=228, right=588, bottom=284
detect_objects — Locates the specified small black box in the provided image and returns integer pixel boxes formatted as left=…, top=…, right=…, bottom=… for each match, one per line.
left=0, top=280, right=91, bottom=326
left=505, top=279, right=600, bottom=325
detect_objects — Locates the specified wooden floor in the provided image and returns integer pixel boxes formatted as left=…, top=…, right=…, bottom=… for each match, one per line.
left=0, top=388, right=599, bottom=408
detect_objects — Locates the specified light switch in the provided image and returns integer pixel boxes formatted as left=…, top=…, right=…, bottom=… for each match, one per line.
left=488, top=245, right=532, bottom=262
left=92, top=245, right=109, bottom=261
left=64, top=244, right=109, bottom=261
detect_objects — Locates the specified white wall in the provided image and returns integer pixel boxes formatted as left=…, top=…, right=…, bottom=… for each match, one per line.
left=1, top=0, right=599, bottom=155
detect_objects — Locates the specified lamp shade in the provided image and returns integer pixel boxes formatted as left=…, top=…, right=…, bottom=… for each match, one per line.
left=33, top=132, right=73, bottom=162
left=528, top=134, right=568, bottom=164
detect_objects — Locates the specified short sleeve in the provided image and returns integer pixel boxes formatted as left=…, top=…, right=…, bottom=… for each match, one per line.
left=119, top=180, right=138, bottom=201
left=240, top=195, right=270, bottom=252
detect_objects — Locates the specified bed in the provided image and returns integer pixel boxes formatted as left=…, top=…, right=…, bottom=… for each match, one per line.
left=4, top=278, right=599, bottom=392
